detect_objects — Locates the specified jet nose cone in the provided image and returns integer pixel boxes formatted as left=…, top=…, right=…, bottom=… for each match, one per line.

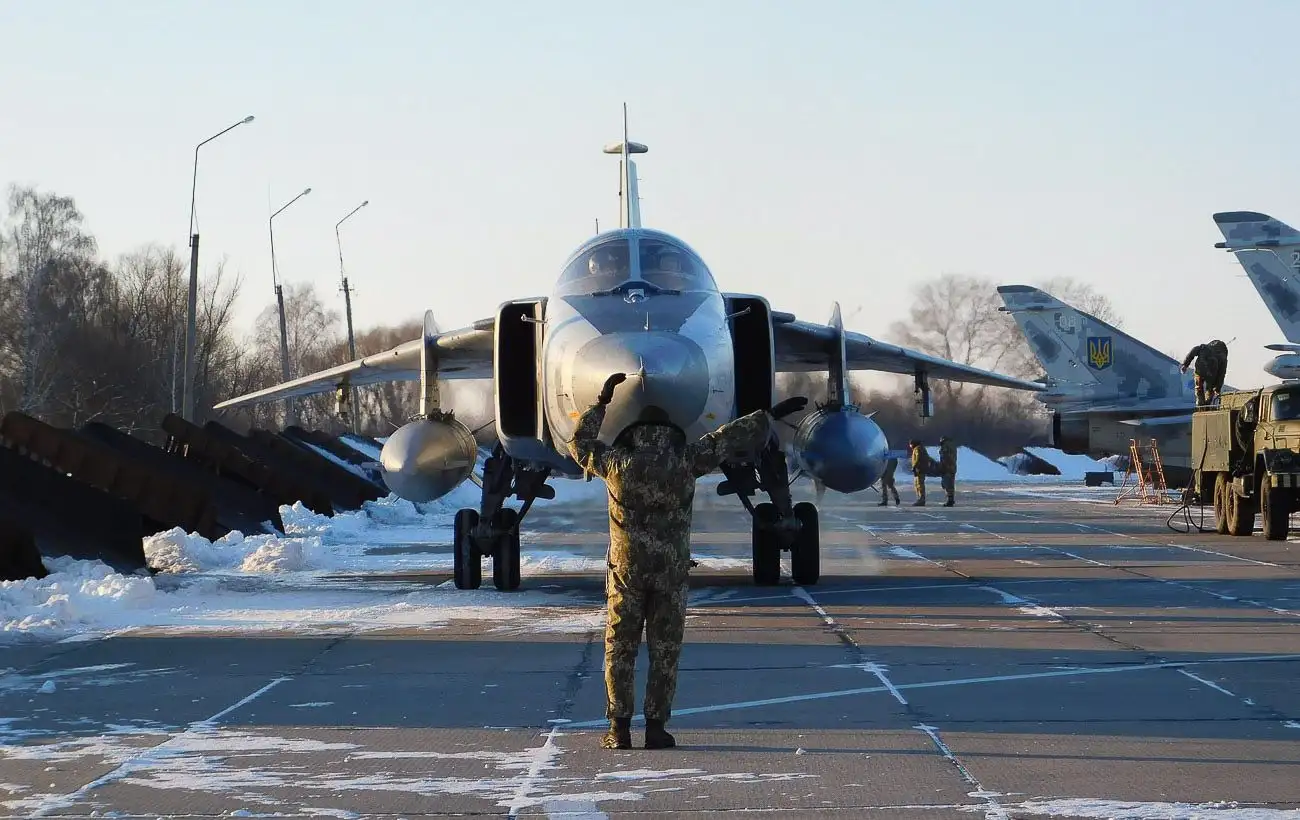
left=575, top=332, right=711, bottom=436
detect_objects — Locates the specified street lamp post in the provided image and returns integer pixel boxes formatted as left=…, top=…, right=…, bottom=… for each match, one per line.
left=181, top=114, right=254, bottom=422
left=269, top=187, right=312, bottom=427
left=335, top=200, right=369, bottom=434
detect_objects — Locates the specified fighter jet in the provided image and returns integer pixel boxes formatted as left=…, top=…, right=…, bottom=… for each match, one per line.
left=1212, top=211, right=1300, bottom=380
left=217, top=108, right=1044, bottom=591
left=996, top=284, right=1211, bottom=482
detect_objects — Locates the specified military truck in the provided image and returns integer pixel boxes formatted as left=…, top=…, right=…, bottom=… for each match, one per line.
left=1191, top=384, right=1300, bottom=540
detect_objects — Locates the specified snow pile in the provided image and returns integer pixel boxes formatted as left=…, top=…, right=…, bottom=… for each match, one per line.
left=1025, top=447, right=1112, bottom=479
left=144, top=528, right=324, bottom=574
left=1, top=557, right=157, bottom=637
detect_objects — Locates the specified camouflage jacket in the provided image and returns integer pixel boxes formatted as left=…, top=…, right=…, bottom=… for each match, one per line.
left=909, top=446, right=931, bottom=473
left=939, top=440, right=957, bottom=472
left=881, top=457, right=898, bottom=480
left=568, top=404, right=772, bottom=583
left=1183, top=341, right=1227, bottom=375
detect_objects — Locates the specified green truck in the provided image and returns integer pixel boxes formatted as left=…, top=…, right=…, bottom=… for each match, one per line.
left=1191, top=384, right=1300, bottom=540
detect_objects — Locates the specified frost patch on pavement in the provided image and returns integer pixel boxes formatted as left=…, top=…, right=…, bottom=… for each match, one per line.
left=2, top=726, right=815, bottom=816
left=985, top=798, right=1300, bottom=819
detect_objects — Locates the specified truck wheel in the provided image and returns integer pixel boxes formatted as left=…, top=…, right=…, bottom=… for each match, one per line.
left=1260, top=480, right=1290, bottom=541
left=1226, top=481, right=1256, bottom=537
left=1213, top=473, right=1229, bottom=535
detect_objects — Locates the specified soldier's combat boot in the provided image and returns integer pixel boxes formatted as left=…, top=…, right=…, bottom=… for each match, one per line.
left=912, top=497, right=925, bottom=507
left=644, top=719, right=676, bottom=749
left=878, top=496, right=889, bottom=506
left=601, top=718, right=632, bottom=750
left=944, top=494, right=954, bottom=507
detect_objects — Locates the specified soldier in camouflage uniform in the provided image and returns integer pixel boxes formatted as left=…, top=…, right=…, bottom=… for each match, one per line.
left=938, top=436, right=957, bottom=507
left=908, top=440, right=931, bottom=506
left=1181, top=340, right=1228, bottom=406
left=569, top=372, right=808, bottom=750
left=877, top=454, right=900, bottom=506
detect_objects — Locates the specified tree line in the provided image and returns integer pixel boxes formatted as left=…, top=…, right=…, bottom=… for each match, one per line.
left=0, top=183, right=1120, bottom=456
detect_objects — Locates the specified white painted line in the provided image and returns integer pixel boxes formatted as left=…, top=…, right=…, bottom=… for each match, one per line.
left=506, top=724, right=565, bottom=818
left=1178, top=669, right=1238, bottom=698
left=1074, top=521, right=1281, bottom=567
left=793, top=584, right=910, bottom=707
left=32, top=675, right=291, bottom=816
left=916, top=723, right=1009, bottom=820
left=562, top=652, right=1300, bottom=729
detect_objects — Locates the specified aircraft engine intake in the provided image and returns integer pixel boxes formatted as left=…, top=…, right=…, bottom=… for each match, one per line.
left=791, top=407, right=888, bottom=494
left=1051, top=412, right=1091, bottom=455
left=379, top=416, right=478, bottom=502
left=1266, top=353, right=1300, bottom=381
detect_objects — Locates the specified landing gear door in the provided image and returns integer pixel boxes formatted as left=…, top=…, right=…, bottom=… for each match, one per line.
left=723, top=294, right=775, bottom=416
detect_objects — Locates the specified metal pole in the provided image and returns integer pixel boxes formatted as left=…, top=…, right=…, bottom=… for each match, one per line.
left=269, top=187, right=311, bottom=428
left=335, top=200, right=368, bottom=434
left=182, top=114, right=253, bottom=422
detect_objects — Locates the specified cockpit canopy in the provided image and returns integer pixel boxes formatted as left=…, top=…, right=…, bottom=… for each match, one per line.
left=556, top=231, right=717, bottom=295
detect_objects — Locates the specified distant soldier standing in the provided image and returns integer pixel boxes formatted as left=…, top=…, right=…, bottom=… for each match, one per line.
left=908, top=440, right=932, bottom=506
left=938, top=436, right=958, bottom=507
left=877, top=453, right=901, bottom=506
left=1181, top=340, right=1229, bottom=406
left=569, top=372, right=807, bottom=750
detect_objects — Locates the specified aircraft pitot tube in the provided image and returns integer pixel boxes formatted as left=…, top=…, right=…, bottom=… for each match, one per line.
left=791, top=406, right=889, bottom=494
left=379, top=415, right=478, bottom=502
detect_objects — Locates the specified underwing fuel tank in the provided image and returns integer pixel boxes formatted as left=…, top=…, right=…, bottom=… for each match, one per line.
left=379, top=416, right=478, bottom=502
left=792, top=407, right=889, bottom=493
left=1266, top=353, right=1300, bottom=381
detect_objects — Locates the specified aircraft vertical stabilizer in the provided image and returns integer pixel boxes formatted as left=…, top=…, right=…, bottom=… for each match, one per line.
left=1213, top=211, right=1300, bottom=343
left=996, top=285, right=1191, bottom=407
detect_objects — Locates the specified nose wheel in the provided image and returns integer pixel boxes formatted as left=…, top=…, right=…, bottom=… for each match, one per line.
left=721, top=440, right=821, bottom=587
left=452, top=442, right=551, bottom=591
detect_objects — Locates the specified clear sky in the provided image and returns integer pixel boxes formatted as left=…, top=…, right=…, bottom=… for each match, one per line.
left=2, top=0, right=1297, bottom=390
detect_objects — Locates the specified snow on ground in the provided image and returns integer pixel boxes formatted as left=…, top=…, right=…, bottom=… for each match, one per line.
left=1025, top=446, right=1113, bottom=479
left=1, top=438, right=1112, bottom=642
left=0, top=473, right=732, bottom=643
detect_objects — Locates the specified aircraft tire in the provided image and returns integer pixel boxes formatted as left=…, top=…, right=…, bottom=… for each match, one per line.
left=791, top=502, right=820, bottom=586
left=1213, top=473, right=1229, bottom=535
left=751, top=502, right=781, bottom=586
left=454, top=509, right=482, bottom=589
left=492, top=507, right=522, bottom=591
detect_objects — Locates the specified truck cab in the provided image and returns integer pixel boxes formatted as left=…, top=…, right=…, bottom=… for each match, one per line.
left=1191, top=383, right=1300, bottom=540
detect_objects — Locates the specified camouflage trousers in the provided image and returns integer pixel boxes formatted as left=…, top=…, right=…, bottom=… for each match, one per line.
left=913, top=472, right=926, bottom=499
left=880, top=477, right=899, bottom=503
left=1194, top=372, right=1224, bottom=406
left=604, top=566, right=689, bottom=721
left=940, top=470, right=955, bottom=496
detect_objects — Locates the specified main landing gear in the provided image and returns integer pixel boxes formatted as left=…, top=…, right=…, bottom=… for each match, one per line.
left=453, top=442, right=554, bottom=591
left=718, top=438, right=820, bottom=587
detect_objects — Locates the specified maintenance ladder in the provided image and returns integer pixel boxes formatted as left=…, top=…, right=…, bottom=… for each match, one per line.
left=1114, top=438, right=1173, bottom=505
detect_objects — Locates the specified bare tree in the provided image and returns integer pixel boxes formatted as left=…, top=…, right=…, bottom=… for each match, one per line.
left=0, top=185, right=99, bottom=416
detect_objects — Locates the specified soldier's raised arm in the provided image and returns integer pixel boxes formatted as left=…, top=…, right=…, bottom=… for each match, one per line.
left=567, top=373, right=626, bottom=479
left=687, top=396, right=807, bottom=478
left=1181, top=345, right=1203, bottom=371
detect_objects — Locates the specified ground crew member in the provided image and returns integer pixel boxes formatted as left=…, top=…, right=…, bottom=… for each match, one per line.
left=908, top=440, right=932, bottom=506
left=1181, top=340, right=1228, bottom=406
left=569, top=372, right=808, bottom=750
left=878, top=454, right=900, bottom=506
left=938, top=436, right=958, bottom=507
